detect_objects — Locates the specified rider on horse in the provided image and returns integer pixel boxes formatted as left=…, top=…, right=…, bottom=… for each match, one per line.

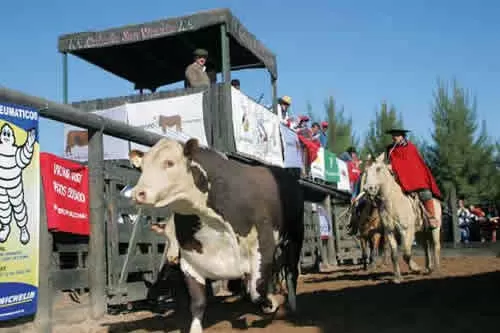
left=385, top=128, right=442, bottom=229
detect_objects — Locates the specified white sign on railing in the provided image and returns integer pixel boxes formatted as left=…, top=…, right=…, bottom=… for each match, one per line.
left=280, top=124, right=304, bottom=169
left=62, top=92, right=207, bottom=161
left=231, top=88, right=283, bottom=167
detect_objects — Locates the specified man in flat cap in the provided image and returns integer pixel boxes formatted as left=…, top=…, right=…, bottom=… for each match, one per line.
left=185, top=48, right=210, bottom=88
left=385, top=128, right=442, bottom=229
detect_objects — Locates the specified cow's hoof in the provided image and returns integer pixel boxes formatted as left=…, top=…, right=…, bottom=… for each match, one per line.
left=392, top=277, right=402, bottom=284
left=188, top=318, right=203, bottom=333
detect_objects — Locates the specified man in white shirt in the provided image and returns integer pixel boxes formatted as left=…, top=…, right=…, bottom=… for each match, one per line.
left=277, top=95, right=292, bottom=126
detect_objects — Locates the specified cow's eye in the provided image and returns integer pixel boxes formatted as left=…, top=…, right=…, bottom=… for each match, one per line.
left=163, top=160, right=174, bottom=168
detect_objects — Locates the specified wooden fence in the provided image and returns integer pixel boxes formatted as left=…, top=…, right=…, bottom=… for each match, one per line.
left=1, top=85, right=355, bottom=332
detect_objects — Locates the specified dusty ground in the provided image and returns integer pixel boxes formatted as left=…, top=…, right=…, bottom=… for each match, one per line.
left=80, top=256, right=500, bottom=333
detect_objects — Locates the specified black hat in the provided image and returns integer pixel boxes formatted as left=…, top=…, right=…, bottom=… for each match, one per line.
left=385, top=128, right=410, bottom=136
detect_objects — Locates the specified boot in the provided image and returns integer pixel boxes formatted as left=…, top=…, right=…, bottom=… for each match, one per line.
left=423, top=199, right=439, bottom=229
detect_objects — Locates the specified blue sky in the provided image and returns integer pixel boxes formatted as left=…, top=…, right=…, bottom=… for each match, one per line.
left=1, top=0, right=499, bottom=155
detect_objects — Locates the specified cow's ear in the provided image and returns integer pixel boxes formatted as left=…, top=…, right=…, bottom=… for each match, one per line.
left=183, top=138, right=199, bottom=159
left=129, top=150, right=144, bottom=169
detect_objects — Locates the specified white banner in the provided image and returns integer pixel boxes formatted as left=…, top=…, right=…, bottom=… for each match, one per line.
left=310, top=147, right=325, bottom=180
left=279, top=124, right=303, bottom=168
left=317, top=205, right=332, bottom=239
left=127, top=92, right=207, bottom=152
left=336, top=159, right=351, bottom=192
left=231, top=88, right=283, bottom=166
left=63, top=104, right=130, bottom=162
left=63, top=92, right=207, bottom=161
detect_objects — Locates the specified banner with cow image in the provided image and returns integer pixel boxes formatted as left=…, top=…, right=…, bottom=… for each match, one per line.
left=63, top=104, right=130, bottom=162
left=63, top=92, right=207, bottom=161
left=231, top=88, right=284, bottom=167
left=127, top=92, right=208, bottom=152
left=0, top=103, right=40, bottom=321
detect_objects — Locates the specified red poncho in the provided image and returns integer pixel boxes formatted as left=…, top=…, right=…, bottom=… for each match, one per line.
left=297, top=132, right=321, bottom=164
left=387, top=141, right=442, bottom=199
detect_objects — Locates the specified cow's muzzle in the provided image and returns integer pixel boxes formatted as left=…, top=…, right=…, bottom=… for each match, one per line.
left=120, top=184, right=149, bottom=205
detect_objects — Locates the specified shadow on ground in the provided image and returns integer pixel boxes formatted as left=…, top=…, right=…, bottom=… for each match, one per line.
left=102, top=270, right=500, bottom=333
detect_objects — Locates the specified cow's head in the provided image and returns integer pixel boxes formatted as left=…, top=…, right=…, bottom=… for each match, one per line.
left=128, top=138, right=209, bottom=213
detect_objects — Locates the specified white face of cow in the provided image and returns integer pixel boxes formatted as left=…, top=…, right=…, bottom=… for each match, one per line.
left=129, top=138, right=204, bottom=211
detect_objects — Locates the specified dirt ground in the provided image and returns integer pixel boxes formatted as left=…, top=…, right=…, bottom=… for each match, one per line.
left=81, top=256, right=500, bottom=333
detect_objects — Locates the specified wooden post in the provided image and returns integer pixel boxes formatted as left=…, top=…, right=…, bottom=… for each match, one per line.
left=332, top=205, right=342, bottom=261
left=449, top=184, right=459, bottom=245
left=220, top=24, right=231, bottom=84
left=271, top=77, right=277, bottom=115
left=34, top=185, right=53, bottom=333
left=324, top=195, right=337, bottom=266
left=218, top=23, right=236, bottom=153
left=87, top=129, right=107, bottom=319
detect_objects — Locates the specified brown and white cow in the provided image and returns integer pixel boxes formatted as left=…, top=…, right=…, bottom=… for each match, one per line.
left=127, top=137, right=310, bottom=333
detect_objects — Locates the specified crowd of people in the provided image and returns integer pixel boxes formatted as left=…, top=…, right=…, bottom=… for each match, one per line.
left=457, top=199, right=498, bottom=243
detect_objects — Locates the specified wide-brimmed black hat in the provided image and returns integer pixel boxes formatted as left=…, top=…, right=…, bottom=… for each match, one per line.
left=385, top=128, right=411, bottom=136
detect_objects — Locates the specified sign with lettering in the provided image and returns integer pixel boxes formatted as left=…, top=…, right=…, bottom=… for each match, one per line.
left=40, top=153, right=89, bottom=236
left=0, top=103, right=40, bottom=321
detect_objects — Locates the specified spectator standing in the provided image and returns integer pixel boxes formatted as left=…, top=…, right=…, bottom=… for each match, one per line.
left=457, top=199, right=474, bottom=243
left=319, top=121, right=328, bottom=147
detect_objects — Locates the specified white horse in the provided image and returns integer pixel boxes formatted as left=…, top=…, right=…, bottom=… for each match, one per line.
left=362, top=153, right=441, bottom=283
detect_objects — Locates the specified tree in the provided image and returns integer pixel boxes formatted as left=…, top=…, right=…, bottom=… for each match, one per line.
left=324, top=96, right=358, bottom=154
left=427, top=79, right=498, bottom=203
left=362, top=101, right=407, bottom=158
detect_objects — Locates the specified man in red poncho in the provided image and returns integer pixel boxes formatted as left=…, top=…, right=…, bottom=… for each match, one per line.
left=385, top=129, right=442, bottom=229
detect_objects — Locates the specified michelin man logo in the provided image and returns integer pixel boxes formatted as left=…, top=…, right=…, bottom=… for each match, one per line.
left=0, top=123, right=36, bottom=245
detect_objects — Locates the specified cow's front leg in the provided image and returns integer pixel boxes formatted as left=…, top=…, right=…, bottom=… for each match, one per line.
left=248, top=231, right=283, bottom=314
left=180, top=259, right=207, bottom=333
left=184, top=273, right=206, bottom=333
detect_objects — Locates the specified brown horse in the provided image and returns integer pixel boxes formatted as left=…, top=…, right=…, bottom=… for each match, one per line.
left=349, top=197, right=387, bottom=270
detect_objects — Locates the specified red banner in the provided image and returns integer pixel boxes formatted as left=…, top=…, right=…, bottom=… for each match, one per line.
left=40, top=153, right=90, bottom=236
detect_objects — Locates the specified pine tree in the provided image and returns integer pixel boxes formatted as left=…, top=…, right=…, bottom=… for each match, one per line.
left=362, top=101, right=406, bottom=158
left=427, top=79, right=498, bottom=203
left=324, top=96, right=358, bottom=154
